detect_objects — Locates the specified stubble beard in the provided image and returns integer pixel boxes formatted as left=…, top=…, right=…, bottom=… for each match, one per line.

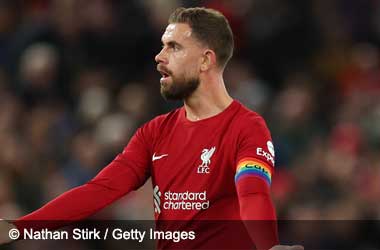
left=160, top=75, right=200, bottom=101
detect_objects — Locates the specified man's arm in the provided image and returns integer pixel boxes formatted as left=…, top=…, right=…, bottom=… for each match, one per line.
left=236, top=175, right=279, bottom=250
left=234, top=115, right=279, bottom=249
left=14, top=153, right=148, bottom=230
left=234, top=115, right=304, bottom=250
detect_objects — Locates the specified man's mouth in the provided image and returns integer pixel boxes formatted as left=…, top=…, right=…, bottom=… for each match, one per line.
left=160, top=72, right=170, bottom=78
left=159, top=72, right=170, bottom=83
left=157, top=66, right=171, bottom=83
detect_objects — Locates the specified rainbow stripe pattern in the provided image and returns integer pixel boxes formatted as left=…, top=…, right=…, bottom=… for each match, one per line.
left=235, top=157, right=273, bottom=185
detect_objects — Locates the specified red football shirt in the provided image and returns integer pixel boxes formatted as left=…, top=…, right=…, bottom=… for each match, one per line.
left=15, top=100, right=278, bottom=249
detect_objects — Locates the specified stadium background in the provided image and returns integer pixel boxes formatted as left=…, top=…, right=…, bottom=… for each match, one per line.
left=0, top=0, right=380, bottom=249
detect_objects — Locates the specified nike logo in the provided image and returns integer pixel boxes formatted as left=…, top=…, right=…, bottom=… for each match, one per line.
left=152, top=153, right=168, bottom=161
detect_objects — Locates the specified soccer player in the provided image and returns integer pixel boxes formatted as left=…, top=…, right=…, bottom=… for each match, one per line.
left=0, top=7, right=303, bottom=250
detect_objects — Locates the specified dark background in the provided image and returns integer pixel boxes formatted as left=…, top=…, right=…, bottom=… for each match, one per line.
left=1, top=0, right=380, bottom=249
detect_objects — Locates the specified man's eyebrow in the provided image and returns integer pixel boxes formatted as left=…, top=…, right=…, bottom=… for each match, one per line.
left=162, top=40, right=182, bottom=48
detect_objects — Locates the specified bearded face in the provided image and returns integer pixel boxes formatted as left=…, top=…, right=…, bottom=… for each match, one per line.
left=155, top=23, right=205, bottom=101
left=157, top=64, right=200, bottom=100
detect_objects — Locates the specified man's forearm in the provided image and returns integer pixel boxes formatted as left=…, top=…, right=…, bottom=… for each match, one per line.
left=240, top=192, right=279, bottom=250
left=236, top=176, right=279, bottom=250
left=14, top=159, right=142, bottom=232
left=14, top=182, right=124, bottom=231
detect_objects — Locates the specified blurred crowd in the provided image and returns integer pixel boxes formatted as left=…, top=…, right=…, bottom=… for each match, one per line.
left=1, top=0, right=380, bottom=239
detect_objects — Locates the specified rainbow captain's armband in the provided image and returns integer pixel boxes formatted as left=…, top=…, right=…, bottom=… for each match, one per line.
left=235, top=158, right=273, bottom=185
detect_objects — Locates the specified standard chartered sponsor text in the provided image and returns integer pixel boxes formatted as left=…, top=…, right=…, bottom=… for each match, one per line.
left=163, top=190, right=209, bottom=210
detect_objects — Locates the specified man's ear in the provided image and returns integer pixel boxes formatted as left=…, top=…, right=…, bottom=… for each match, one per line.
left=200, top=49, right=217, bottom=71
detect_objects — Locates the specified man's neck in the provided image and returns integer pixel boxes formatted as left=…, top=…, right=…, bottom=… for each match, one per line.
left=183, top=74, right=233, bottom=121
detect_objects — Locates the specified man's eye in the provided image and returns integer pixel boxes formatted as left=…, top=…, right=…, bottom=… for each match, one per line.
left=173, top=45, right=180, bottom=51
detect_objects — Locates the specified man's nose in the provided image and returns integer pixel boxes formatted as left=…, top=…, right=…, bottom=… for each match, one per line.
left=155, top=49, right=167, bottom=64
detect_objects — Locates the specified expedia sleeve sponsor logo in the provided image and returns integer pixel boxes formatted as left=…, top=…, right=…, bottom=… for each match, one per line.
left=256, top=147, right=275, bottom=166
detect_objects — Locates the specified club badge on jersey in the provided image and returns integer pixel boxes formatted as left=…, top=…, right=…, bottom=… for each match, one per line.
left=197, top=147, right=216, bottom=174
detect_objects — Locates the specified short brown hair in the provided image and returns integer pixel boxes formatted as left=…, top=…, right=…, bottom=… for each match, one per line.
left=169, top=7, right=234, bottom=69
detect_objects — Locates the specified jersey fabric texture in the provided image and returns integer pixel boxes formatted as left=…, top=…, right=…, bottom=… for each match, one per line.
left=15, top=100, right=278, bottom=249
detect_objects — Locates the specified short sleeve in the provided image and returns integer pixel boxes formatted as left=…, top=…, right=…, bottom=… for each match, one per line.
left=235, top=115, right=275, bottom=188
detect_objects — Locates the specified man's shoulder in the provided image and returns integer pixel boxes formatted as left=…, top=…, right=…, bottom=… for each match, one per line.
left=141, top=107, right=182, bottom=131
left=234, top=101, right=267, bottom=126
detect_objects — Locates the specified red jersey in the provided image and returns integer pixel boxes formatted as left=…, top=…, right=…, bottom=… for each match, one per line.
left=144, top=100, right=274, bottom=219
left=15, top=100, right=278, bottom=249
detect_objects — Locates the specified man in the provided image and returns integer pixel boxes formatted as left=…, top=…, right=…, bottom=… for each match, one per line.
left=0, top=7, right=303, bottom=250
